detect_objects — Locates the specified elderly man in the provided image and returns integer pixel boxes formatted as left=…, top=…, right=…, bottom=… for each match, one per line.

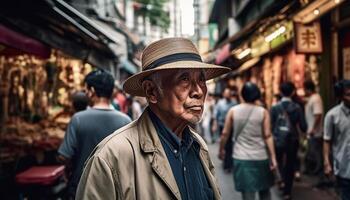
left=76, top=38, right=230, bottom=200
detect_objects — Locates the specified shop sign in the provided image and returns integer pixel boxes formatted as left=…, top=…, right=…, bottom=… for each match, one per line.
left=251, top=36, right=269, bottom=57
left=343, top=47, right=350, bottom=79
left=270, top=21, right=293, bottom=49
left=294, top=22, right=323, bottom=53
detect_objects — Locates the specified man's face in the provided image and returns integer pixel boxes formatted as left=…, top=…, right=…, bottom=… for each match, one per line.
left=343, top=88, right=350, bottom=107
left=222, top=88, right=231, bottom=100
left=154, top=69, right=207, bottom=124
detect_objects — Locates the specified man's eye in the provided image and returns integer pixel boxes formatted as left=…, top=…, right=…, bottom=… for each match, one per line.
left=181, top=76, right=190, bottom=82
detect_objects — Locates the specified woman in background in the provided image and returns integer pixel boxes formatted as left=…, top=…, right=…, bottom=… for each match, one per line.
left=219, top=82, right=277, bottom=200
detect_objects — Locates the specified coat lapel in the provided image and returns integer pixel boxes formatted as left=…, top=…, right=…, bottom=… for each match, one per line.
left=138, top=110, right=181, bottom=200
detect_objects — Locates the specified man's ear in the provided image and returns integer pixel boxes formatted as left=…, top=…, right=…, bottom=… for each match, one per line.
left=86, top=87, right=94, bottom=98
left=142, top=80, right=158, bottom=104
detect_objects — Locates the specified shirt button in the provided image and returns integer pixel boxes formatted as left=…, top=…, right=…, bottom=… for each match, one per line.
left=174, top=149, right=178, bottom=154
left=184, top=166, right=186, bottom=171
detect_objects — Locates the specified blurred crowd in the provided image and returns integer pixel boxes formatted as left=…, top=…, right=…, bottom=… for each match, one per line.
left=200, top=80, right=350, bottom=200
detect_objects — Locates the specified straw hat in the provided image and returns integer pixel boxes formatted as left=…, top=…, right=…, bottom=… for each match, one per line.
left=123, top=37, right=231, bottom=97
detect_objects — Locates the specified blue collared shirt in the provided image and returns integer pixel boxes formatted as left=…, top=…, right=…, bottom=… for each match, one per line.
left=148, top=109, right=214, bottom=200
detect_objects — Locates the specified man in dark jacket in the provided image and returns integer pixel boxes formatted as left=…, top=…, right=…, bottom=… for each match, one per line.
left=270, top=82, right=307, bottom=200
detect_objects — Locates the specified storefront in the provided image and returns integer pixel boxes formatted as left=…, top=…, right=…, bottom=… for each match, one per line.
left=0, top=6, right=123, bottom=196
left=337, top=1, right=350, bottom=80
left=0, top=25, right=94, bottom=163
left=210, top=0, right=348, bottom=109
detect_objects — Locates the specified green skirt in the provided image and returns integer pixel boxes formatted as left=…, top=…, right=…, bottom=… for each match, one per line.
left=233, top=159, right=274, bottom=192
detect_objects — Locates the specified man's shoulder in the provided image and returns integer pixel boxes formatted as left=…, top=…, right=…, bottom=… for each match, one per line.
left=92, top=120, right=139, bottom=160
left=312, top=93, right=323, bottom=101
left=325, top=104, right=341, bottom=118
left=109, top=109, right=132, bottom=120
left=75, top=109, right=131, bottom=121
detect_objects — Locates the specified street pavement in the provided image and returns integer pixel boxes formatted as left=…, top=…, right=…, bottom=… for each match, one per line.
left=207, top=141, right=338, bottom=200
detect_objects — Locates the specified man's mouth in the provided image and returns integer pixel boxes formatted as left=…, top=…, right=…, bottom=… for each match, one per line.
left=186, top=105, right=203, bottom=111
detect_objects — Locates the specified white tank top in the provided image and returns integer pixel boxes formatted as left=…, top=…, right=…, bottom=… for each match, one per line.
left=232, top=104, right=268, bottom=160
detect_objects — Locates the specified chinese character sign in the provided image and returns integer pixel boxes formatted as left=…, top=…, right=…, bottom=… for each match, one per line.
left=294, top=22, right=323, bottom=53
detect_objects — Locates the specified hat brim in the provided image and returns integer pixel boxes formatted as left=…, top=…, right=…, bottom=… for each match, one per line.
left=123, top=60, right=231, bottom=97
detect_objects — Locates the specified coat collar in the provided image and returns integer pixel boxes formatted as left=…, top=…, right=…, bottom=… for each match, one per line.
left=137, top=108, right=220, bottom=200
left=138, top=109, right=181, bottom=199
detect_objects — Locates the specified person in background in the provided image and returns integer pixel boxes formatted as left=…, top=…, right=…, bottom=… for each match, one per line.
left=76, top=37, right=230, bottom=200
left=57, top=69, right=131, bottom=199
left=291, top=93, right=306, bottom=181
left=304, top=80, right=324, bottom=175
left=200, top=93, right=216, bottom=143
left=71, top=91, right=89, bottom=113
left=113, top=82, right=128, bottom=113
left=213, top=87, right=237, bottom=172
left=270, top=82, right=307, bottom=200
left=324, top=80, right=350, bottom=200
left=219, top=82, right=277, bottom=200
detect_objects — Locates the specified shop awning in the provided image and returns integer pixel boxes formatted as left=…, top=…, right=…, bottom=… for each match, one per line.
left=0, top=24, right=50, bottom=58
left=293, top=0, right=346, bottom=24
left=232, top=57, right=260, bottom=75
left=119, top=58, right=138, bottom=74
left=0, top=0, right=127, bottom=71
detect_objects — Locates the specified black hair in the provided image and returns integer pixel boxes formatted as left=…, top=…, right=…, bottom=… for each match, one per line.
left=280, top=82, right=295, bottom=97
left=241, top=82, right=261, bottom=103
left=72, top=91, right=89, bottom=112
left=84, top=69, right=115, bottom=98
left=334, top=80, right=350, bottom=98
left=304, top=80, right=316, bottom=92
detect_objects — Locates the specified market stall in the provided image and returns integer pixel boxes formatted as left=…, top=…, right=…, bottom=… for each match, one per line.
left=0, top=49, right=92, bottom=165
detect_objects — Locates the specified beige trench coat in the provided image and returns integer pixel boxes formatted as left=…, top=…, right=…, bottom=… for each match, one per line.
left=76, top=109, right=221, bottom=200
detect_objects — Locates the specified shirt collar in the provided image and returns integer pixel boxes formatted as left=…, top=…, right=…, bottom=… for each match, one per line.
left=341, top=102, right=350, bottom=116
left=148, top=108, right=197, bottom=153
left=281, top=97, right=292, bottom=102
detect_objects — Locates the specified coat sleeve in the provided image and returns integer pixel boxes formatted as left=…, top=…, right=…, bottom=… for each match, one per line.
left=76, top=155, right=120, bottom=200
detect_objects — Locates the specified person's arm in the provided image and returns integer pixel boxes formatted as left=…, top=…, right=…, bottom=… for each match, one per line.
left=298, top=106, right=308, bottom=134
left=263, top=110, right=277, bottom=170
left=309, top=97, right=323, bottom=136
left=76, top=155, right=119, bottom=200
left=323, top=140, right=332, bottom=175
left=309, top=114, right=322, bottom=136
left=57, top=117, right=78, bottom=179
left=218, top=109, right=234, bottom=160
left=323, top=112, right=333, bottom=175
left=270, top=106, right=277, bottom=133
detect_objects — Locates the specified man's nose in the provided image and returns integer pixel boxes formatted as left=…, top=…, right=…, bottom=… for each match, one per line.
left=190, top=81, right=205, bottom=99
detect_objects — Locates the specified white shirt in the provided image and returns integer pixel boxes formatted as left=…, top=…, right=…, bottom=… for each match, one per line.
left=324, top=103, right=350, bottom=178
left=305, top=93, right=324, bottom=138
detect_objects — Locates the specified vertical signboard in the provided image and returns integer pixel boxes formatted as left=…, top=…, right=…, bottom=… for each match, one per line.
left=294, top=22, right=323, bottom=53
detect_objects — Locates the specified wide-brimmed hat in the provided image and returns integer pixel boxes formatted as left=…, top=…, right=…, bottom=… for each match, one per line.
left=123, top=37, right=231, bottom=97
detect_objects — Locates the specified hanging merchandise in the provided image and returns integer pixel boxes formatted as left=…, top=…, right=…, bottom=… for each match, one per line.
left=0, top=50, right=92, bottom=162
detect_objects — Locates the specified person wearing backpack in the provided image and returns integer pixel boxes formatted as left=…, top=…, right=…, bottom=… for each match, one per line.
left=270, top=82, right=307, bottom=200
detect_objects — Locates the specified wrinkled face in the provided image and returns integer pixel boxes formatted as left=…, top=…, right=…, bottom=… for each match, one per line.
left=152, top=69, right=207, bottom=124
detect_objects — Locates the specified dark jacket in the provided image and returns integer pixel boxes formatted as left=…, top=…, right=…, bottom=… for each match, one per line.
left=270, top=99, right=307, bottom=139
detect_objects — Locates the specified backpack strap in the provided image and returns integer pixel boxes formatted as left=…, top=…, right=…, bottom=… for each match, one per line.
left=234, top=106, right=255, bottom=142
